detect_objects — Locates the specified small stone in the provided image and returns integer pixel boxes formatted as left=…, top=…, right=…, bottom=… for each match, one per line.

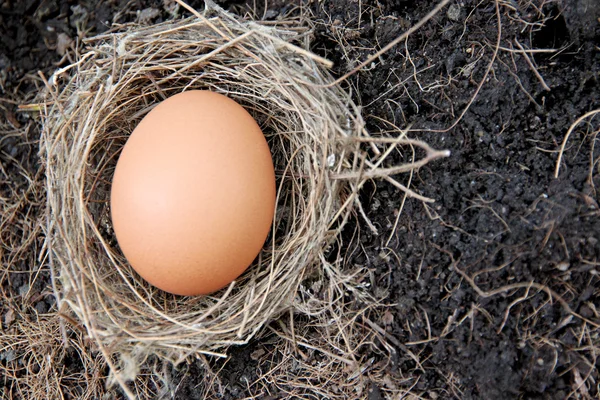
left=579, top=305, right=593, bottom=319
left=529, top=116, right=541, bottom=130
left=137, top=8, right=160, bottom=23
left=370, top=197, right=381, bottom=212
left=56, top=33, right=73, bottom=56
left=327, top=153, right=336, bottom=167
left=556, top=261, right=570, bottom=272
left=367, top=382, right=383, bottom=400
left=18, top=284, right=29, bottom=296
left=264, top=9, right=279, bottom=19
left=4, top=308, right=15, bottom=326
left=35, top=301, right=49, bottom=314
left=0, top=350, right=16, bottom=362
left=382, top=310, right=394, bottom=326
left=447, top=4, right=461, bottom=22
left=250, top=348, right=266, bottom=361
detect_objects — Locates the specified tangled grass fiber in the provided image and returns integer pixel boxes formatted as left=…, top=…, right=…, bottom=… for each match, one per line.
left=0, top=116, right=110, bottom=399
left=39, top=2, right=448, bottom=396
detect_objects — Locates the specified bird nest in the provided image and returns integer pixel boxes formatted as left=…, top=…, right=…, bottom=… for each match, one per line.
left=40, top=2, right=448, bottom=395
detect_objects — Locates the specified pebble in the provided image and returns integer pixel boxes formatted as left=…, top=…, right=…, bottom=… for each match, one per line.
left=447, top=4, right=461, bottom=22
left=0, top=350, right=16, bottom=362
left=18, top=284, right=29, bottom=296
left=35, top=300, right=49, bottom=314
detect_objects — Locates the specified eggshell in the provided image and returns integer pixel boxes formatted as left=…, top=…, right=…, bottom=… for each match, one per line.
left=110, top=90, right=276, bottom=296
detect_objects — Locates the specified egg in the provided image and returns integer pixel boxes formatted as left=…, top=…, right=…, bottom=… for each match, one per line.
left=110, top=90, right=276, bottom=296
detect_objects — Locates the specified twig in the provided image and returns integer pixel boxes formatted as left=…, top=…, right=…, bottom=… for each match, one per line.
left=554, top=109, right=600, bottom=178
left=321, top=0, right=451, bottom=87
left=514, top=39, right=551, bottom=91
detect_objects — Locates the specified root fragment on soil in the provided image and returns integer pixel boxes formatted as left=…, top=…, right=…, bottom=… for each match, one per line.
left=555, top=109, right=600, bottom=178
left=38, top=2, right=448, bottom=396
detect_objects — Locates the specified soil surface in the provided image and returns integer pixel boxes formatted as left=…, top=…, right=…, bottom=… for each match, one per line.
left=1, top=0, right=599, bottom=399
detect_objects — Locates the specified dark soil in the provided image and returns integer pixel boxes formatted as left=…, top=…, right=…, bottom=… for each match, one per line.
left=2, top=0, right=599, bottom=399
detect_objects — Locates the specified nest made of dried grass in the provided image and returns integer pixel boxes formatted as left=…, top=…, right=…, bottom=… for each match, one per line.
left=40, top=2, right=448, bottom=395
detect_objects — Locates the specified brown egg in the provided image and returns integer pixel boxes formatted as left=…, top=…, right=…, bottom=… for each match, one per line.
left=110, top=90, right=276, bottom=296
